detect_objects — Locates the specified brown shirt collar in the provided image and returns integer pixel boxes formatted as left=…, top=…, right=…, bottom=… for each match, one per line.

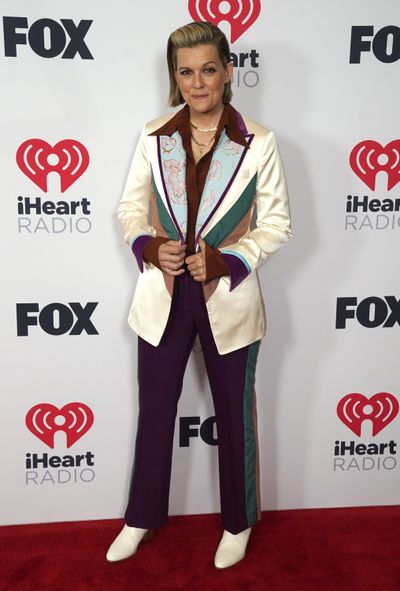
left=149, top=103, right=248, bottom=147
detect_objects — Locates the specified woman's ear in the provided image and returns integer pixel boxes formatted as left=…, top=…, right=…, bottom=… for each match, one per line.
left=225, top=62, right=233, bottom=83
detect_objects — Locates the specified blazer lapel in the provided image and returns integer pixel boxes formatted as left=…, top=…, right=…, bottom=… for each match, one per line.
left=154, top=131, right=188, bottom=244
left=194, top=130, right=253, bottom=250
left=150, top=113, right=254, bottom=249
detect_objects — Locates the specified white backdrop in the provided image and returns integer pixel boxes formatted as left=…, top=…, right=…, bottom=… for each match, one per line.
left=1, top=0, right=399, bottom=526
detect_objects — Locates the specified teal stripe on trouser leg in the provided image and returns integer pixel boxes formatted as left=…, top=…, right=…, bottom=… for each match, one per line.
left=243, top=340, right=261, bottom=525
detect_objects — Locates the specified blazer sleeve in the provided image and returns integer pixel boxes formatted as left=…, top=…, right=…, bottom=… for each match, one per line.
left=219, top=131, right=292, bottom=290
left=116, top=125, right=156, bottom=272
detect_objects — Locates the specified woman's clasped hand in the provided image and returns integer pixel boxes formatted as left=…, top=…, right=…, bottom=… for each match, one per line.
left=158, top=238, right=207, bottom=282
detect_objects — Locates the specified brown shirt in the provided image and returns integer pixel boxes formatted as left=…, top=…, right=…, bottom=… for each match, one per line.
left=143, top=103, right=247, bottom=281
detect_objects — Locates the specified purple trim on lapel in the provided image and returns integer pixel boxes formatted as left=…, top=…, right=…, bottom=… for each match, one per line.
left=131, top=234, right=153, bottom=273
left=156, top=135, right=185, bottom=244
left=236, top=110, right=249, bottom=136
left=222, top=253, right=250, bottom=291
left=194, top=133, right=255, bottom=250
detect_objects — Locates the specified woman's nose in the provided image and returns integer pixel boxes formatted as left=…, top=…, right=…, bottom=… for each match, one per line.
left=193, top=72, right=204, bottom=88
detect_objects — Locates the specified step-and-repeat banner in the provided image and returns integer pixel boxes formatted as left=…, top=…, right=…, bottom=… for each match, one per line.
left=1, top=1, right=399, bottom=525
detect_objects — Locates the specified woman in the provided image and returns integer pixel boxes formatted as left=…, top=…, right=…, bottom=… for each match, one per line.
left=107, top=21, right=291, bottom=569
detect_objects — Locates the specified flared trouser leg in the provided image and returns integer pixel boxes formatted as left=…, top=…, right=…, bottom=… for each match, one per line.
left=190, top=280, right=262, bottom=534
left=124, top=274, right=196, bottom=528
left=124, top=273, right=261, bottom=534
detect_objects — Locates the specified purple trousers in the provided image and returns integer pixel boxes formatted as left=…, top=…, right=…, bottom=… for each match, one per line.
left=124, top=272, right=261, bottom=534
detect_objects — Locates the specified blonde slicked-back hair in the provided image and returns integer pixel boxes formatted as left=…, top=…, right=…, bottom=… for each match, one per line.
left=167, top=21, right=233, bottom=107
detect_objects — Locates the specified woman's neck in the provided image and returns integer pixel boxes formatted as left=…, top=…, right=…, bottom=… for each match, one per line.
left=188, top=104, right=224, bottom=130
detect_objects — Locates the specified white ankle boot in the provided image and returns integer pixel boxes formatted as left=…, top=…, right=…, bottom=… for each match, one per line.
left=106, top=524, right=153, bottom=563
left=214, top=527, right=252, bottom=569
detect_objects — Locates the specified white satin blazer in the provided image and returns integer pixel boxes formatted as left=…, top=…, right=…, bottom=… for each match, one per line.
left=117, top=107, right=291, bottom=354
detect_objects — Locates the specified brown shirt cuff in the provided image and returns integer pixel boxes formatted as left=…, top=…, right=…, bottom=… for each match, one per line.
left=142, top=236, right=170, bottom=270
left=204, top=242, right=229, bottom=282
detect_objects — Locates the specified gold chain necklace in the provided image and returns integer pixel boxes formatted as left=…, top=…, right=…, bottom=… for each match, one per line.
left=191, top=135, right=215, bottom=147
left=191, top=133, right=216, bottom=160
left=190, top=120, right=218, bottom=133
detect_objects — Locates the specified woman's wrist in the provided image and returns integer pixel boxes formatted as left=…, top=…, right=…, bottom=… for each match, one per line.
left=204, top=242, right=229, bottom=282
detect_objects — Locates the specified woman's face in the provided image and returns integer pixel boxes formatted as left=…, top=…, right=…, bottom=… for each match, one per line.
left=174, top=44, right=233, bottom=118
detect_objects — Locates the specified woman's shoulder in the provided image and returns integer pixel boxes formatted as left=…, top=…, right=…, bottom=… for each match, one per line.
left=240, top=113, right=274, bottom=139
left=143, top=110, right=180, bottom=135
left=227, top=104, right=274, bottom=141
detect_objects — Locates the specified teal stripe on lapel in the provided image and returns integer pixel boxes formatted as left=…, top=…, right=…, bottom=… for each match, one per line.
left=203, top=173, right=257, bottom=248
left=151, top=173, right=180, bottom=241
left=195, top=129, right=247, bottom=241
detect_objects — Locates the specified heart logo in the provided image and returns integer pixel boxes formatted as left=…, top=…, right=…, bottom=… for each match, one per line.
left=16, top=139, right=90, bottom=193
left=337, top=392, right=399, bottom=437
left=26, top=402, right=94, bottom=448
left=349, top=140, right=400, bottom=191
left=188, top=0, right=261, bottom=43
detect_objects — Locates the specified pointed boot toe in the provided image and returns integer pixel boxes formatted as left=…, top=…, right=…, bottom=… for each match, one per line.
left=106, top=525, right=153, bottom=563
left=214, top=527, right=251, bottom=569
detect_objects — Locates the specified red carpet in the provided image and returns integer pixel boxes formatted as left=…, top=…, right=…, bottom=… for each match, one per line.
left=1, top=507, right=399, bottom=591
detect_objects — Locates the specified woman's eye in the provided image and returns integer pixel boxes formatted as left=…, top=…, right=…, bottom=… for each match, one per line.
left=180, top=70, right=191, bottom=76
left=204, top=68, right=216, bottom=74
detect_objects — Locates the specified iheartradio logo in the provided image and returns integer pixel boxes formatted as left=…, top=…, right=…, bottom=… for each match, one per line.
left=337, top=393, right=399, bottom=437
left=16, top=139, right=90, bottom=192
left=349, top=140, right=400, bottom=191
left=26, top=402, right=94, bottom=448
left=188, top=0, right=261, bottom=43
